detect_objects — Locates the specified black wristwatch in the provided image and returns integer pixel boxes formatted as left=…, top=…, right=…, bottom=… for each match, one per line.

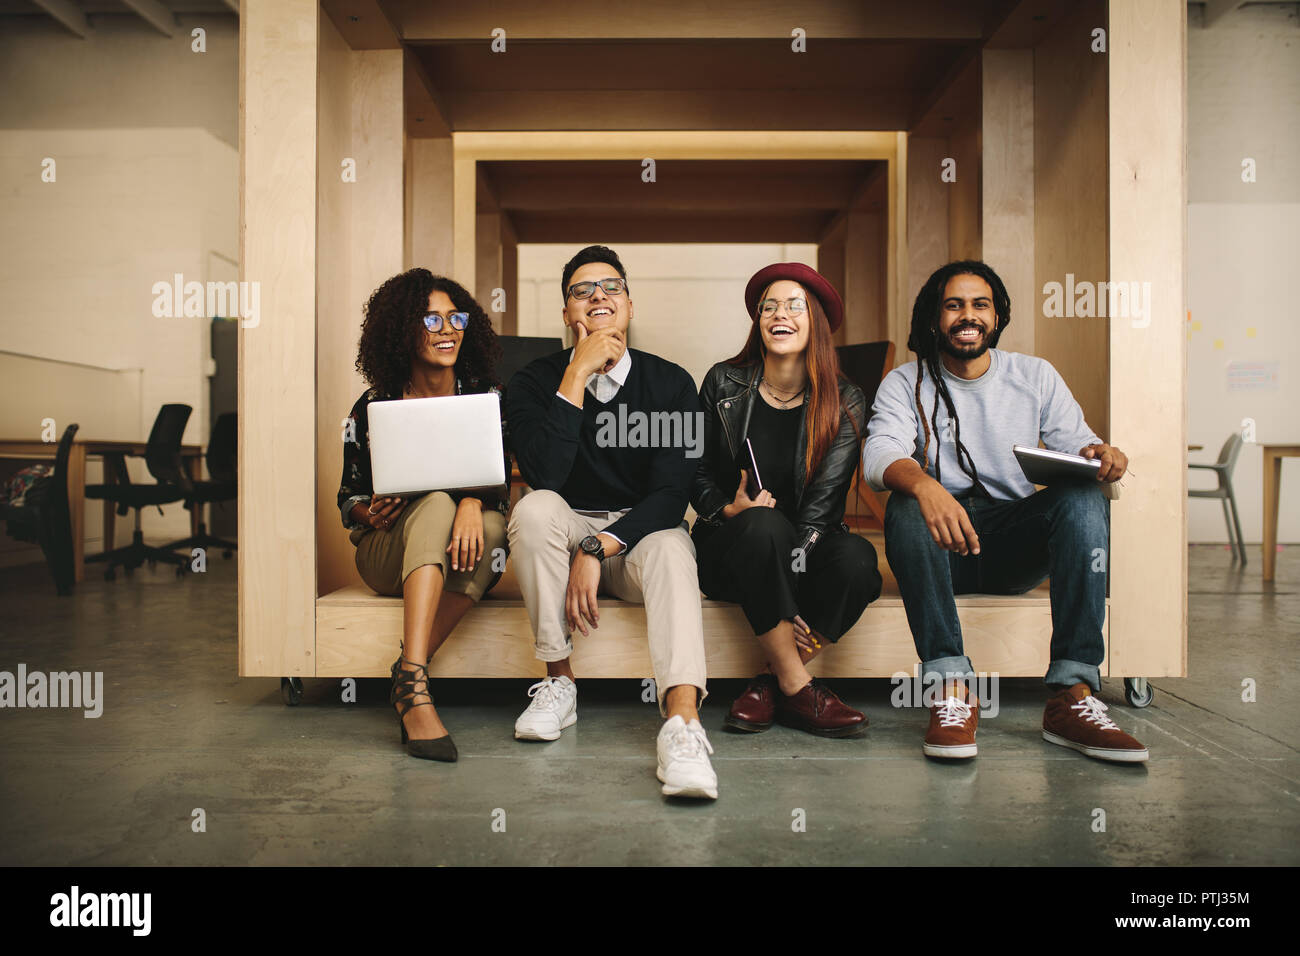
left=579, top=535, right=606, bottom=561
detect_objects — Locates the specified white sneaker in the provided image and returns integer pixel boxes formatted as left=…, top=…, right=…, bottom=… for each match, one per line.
left=514, top=676, right=577, bottom=741
left=656, top=715, right=718, bottom=800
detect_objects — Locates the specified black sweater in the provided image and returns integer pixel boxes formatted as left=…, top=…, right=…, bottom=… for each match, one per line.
left=505, top=348, right=700, bottom=552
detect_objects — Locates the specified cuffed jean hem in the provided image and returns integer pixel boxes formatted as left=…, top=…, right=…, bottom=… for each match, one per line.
left=919, top=655, right=977, bottom=686
left=1045, top=658, right=1101, bottom=693
left=534, top=643, right=574, bottom=663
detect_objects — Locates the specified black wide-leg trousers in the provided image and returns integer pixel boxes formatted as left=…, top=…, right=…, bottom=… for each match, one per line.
left=694, top=507, right=882, bottom=642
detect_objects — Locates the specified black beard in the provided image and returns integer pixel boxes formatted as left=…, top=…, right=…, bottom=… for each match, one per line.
left=937, top=325, right=990, bottom=361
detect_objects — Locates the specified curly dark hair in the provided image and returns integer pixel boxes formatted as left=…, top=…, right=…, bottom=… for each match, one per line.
left=355, top=268, right=502, bottom=397
left=907, top=259, right=1011, bottom=491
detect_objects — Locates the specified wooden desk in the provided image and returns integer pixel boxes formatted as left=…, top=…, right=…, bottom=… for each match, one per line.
left=1263, top=444, right=1300, bottom=582
left=0, top=439, right=202, bottom=583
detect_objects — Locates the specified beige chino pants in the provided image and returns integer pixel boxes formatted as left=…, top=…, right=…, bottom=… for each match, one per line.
left=506, top=489, right=708, bottom=716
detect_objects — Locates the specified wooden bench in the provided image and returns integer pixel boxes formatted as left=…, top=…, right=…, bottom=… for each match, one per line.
left=315, top=533, right=1108, bottom=679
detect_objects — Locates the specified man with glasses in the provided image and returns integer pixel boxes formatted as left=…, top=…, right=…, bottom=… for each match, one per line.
left=505, top=245, right=717, bottom=799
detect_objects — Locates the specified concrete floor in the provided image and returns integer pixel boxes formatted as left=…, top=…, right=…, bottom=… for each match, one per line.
left=0, top=544, right=1295, bottom=866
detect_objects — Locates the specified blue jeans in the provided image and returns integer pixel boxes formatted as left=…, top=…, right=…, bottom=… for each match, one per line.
left=884, top=481, right=1109, bottom=692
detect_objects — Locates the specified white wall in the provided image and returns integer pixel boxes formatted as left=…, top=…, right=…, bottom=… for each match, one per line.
left=1187, top=4, right=1300, bottom=544
left=0, top=16, right=238, bottom=563
left=517, top=243, right=818, bottom=388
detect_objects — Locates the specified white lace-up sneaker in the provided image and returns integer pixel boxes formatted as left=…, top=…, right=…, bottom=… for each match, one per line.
left=923, top=682, right=979, bottom=758
left=656, top=715, right=718, bottom=799
left=514, top=676, right=578, bottom=741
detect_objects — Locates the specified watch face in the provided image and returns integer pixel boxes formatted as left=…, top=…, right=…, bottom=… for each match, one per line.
left=581, top=535, right=601, bottom=555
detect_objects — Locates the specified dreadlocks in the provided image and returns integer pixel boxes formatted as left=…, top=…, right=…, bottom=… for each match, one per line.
left=907, top=260, right=1011, bottom=491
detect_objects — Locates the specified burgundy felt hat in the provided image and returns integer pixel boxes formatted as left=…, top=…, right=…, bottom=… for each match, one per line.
left=744, top=262, right=844, bottom=334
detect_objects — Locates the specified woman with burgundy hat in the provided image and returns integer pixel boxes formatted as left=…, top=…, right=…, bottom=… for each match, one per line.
left=690, top=263, right=883, bottom=737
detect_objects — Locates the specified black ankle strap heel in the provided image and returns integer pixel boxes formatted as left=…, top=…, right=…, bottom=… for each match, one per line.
left=390, top=648, right=457, bottom=762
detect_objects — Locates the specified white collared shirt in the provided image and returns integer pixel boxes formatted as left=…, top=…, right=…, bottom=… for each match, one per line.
left=557, top=347, right=632, bottom=406
left=554, top=347, right=633, bottom=554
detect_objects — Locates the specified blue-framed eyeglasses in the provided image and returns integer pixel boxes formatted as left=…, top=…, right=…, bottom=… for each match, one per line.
left=566, top=278, right=628, bottom=300
left=423, top=312, right=469, bottom=332
left=759, top=297, right=807, bottom=317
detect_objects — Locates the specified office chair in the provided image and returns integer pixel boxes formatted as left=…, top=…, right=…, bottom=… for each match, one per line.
left=1189, top=432, right=1247, bottom=564
left=85, top=403, right=192, bottom=580
left=0, top=423, right=79, bottom=595
left=165, top=412, right=237, bottom=558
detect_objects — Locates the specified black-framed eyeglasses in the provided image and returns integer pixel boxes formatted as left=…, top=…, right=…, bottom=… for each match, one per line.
left=758, top=297, right=807, bottom=317
left=566, top=278, right=628, bottom=300
left=423, top=312, right=469, bottom=332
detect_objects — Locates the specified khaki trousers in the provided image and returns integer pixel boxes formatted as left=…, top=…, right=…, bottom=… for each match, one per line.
left=353, top=491, right=507, bottom=601
left=506, top=489, right=708, bottom=715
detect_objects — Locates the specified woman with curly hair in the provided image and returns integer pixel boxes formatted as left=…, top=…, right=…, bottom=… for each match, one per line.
left=337, top=269, right=509, bottom=762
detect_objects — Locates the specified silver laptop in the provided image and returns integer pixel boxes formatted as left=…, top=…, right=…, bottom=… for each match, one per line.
left=367, top=393, right=505, bottom=496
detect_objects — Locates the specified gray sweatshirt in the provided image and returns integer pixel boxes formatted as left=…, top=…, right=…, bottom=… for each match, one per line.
left=862, top=349, right=1101, bottom=500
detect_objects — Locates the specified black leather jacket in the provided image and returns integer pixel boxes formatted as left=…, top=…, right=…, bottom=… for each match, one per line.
left=690, top=360, right=867, bottom=558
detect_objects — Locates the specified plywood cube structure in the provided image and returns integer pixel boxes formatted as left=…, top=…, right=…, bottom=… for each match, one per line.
left=239, top=0, right=1186, bottom=684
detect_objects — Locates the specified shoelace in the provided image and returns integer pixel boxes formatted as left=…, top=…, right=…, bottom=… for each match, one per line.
left=936, top=696, right=973, bottom=728
left=1072, top=695, right=1120, bottom=731
left=666, top=722, right=714, bottom=760
left=525, top=677, right=567, bottom=710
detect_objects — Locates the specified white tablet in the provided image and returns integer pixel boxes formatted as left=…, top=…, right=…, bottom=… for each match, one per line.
left=367, top=392, right=505, bottom=496
left=1013, top=444, right=1101, bottom=485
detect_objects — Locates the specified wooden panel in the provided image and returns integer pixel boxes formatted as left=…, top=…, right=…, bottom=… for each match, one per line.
left=316, top=13, right=358, bottom=599
left=1106, top=0, right=1187, bottom=677
left=455, top=130, right=899, bottom=163
left=980, top=48, right=1035, bottom=355
left=905, top=135, right=949, bottom=358
left=315, top=585, right=1113, bottom=679
left=947, top=95, right=982, bottom=261
left=239, top=0, right=319, bottom=677
left=404, top=137, right=454, bottom=271
left=1033, top=0, right=1109, bottom=439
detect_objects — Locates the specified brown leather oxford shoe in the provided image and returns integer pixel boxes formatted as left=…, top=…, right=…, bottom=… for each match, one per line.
left=724, top=673, right=778, bottom=732
left=775, top=679, right=867, bottom=738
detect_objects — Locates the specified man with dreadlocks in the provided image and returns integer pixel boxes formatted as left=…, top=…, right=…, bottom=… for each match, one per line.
left=862, top=260, right=1148, bottom=764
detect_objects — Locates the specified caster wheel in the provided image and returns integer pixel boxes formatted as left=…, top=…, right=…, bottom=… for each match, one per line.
left=281, top=676, right=304, bottom=706
left=147, top=559, right=156, bottom=569
left=123, top=565, right=135, bottom=577
left=104, top=568, right=116, bottom=581
left=175, top=565, right=185, bottom=578
left=1124, top=677, right=1154, bottom=708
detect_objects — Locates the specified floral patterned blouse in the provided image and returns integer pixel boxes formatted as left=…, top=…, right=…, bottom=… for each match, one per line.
left=337, top=378, right=511, bottom=538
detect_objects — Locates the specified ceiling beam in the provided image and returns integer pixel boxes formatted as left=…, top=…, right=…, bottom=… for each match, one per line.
left=439, top=90, right=919, bottom=133
left=387, top=0, right=989, bottom=40
left=32, top=0, right=90, bottom=38
left=320, top=0, right=402, bottom=49
left=510, top=211, right=832, bottom=244
left=121, top=0, right=176, bottom=37
left=1202, top=0, right=1245, bottom=27
left=487, top=169, right=870, bottom=212
left=404, top=47, right=452, bottom=138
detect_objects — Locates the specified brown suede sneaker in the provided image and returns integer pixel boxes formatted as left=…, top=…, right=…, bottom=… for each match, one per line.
left=923, top=681, right=979, bottom=759
left=1042, top=683, right=1149, bottom=763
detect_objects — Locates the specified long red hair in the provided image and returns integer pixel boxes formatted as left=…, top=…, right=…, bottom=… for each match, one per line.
left=725, top=282, right=854, bottom=480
